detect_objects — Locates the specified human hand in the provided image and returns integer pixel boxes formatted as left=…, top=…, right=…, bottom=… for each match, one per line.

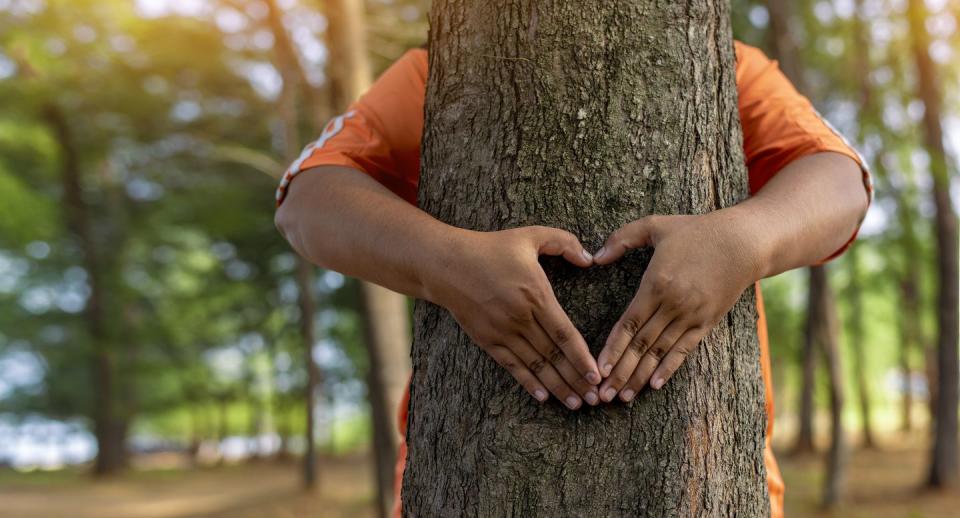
left=593, top=211, right=766, bottom=402
left=426, top=226, right=602, bottom=409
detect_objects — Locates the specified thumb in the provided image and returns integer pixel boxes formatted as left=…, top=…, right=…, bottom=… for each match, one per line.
left=594, top=217, right=657, bottom=265
left=528, top=226, right=593, bottom=267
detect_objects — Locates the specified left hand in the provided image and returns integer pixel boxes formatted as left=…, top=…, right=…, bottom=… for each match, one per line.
left=593, top=210, right=768, bottom=402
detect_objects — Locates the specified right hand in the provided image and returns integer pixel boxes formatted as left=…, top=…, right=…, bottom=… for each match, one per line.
left=424, top=226, right=601, bottom=409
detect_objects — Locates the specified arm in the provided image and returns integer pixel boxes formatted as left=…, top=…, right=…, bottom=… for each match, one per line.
left=593, top=152, right=868, bottom=402
left=276, top=166, right=603, bottom=408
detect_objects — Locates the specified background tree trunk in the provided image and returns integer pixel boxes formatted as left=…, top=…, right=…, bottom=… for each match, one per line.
left=323, top=1, right=413, bottom=513
left=908, top=0, right=960, bottom=489
left=403, top=1, right=768, bottom=515
left=848, top=1, right=878, bottom=448
left=45, top=104, right=125, bottom=476
left=765, top=0, right=821, bottom=458
left=766, top=2, right=847, bottom=501
left=795, top=324, right=818, bottom=455
left=265, top=0, right=321, bottom=488
left=846, top=247, right=874, bottom=449
left=810, top=266, right=847, bottom=506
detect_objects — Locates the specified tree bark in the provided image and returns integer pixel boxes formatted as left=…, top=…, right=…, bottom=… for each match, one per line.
left=909, top=0, right=960, bottom=489
left=403, top=2, right=768, bottom=515
left=45, top=104, right=125, bottom=476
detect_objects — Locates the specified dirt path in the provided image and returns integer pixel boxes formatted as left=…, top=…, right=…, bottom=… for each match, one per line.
left=0, top=456, right=374, bottom=518
left=1, top=446, right=958, bottom=517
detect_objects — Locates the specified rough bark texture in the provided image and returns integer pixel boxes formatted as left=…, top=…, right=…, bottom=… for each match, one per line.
left=909, top=0, right=960, bottom=489
left=403, top=2, right=768, bottom=515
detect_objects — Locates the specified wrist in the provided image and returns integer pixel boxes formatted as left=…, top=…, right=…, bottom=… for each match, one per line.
left=412, top=223, right=477, bottom=305
left=710, top=205, right=776, bottom=283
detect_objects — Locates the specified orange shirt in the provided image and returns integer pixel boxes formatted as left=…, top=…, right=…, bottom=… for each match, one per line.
left=277, top=42, right=872, bottom=518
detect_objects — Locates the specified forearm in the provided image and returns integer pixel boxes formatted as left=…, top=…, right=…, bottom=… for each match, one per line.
left=725, top=152, right=869, bottom=279
left=275, top=166, right=464, bottom=301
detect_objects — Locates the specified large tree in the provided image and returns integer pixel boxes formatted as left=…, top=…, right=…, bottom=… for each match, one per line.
left=402, top=1, right=768, bottom=514
left=908, top=0, right=960, bottom=488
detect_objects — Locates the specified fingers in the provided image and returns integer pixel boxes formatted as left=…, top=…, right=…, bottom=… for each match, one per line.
left=597, top=283, right=659, bottom=377
left=524, top=322, right=600, bottom=406
left=649, top=327, right=706, bottom=390
left=598, top=307, right=674, bottom=402
left=529, top=226, right=593, bottom=267
left=618, top=320, right=688, bottom=401
left=593, top=216, right=658, bottom=265
left=534, top=291, right=602, bottom=385
left=502, top=339, right=584, bottom=410
left=487, top=345, right=548, bottom=403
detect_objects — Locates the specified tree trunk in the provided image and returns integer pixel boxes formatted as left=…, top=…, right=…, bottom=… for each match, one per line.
left=296, top=258, right=320, bottom=486
left=810, top=266, right=847, bottom=507
left=766, top=7, right=847, bottom=500
left=403, top=2, right=768, bottom=515
left=909, top=0, right=960, bottom=489
left=765, top=0, right=820, bottom=458
left=266, top=0, right=322, bottom=488
left=846, top=247, right=874, bottom=448
left=795, top=321, right=818, bottom=455
left=321, top=0, right=413, bottom=513
left=847, top=7, right=876, bottom=449
left=45, top=104, right=124, bottom=476
left=359, top=282, right=410, bottom=517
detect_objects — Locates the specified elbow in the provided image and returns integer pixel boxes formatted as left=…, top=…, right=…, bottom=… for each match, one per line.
left=274, top=202, right=296, bottom=245
left=275, top=200, right=335, bottom=271
left=275, top=202, right=312, bottom=262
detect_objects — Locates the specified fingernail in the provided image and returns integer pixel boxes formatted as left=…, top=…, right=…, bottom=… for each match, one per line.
left=621, top=389, right=635, bottom=402
left=595, top=247, right=607, bottom=260
left=602, top=364, right=612, bottom=377
left=586, top=372, right=601, bottom=385
left=603, top=388, right=617, bottom=402
left=584, top=391, right=598, bottom=405
left=581, top=249, right=593, bottom=262
left=565, top=396, right=581, bottom=409
left=651, top=377, right=664, bottom=390
left=534, top=389, right=547, bottom=402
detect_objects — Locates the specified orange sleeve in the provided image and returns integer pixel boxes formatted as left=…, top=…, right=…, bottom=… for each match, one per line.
left=275, top=49, right=427, bottom=206
left=735, top=42, right=873, bottom=261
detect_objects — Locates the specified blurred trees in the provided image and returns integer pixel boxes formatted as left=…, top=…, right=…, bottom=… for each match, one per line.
left=0, top=0, right=956, bottom=509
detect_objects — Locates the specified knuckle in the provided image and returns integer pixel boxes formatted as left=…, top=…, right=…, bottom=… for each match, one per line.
left=551, top=327, right=571, bottom=346
left=610, top=372, right=630, bottom=387
left=527, top=357, right=547, bottom=374
left=621, top=317, right=643, bottom=337
left=650, top=272, right=674, bottom=295
left=547, top=347, right=565, bottom=365
left=646, top=341, right=670, bottom=361
left=629, top=333, right=651, bottom=354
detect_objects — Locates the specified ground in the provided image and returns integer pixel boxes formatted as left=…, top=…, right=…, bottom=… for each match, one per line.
left=1, top=445, right=959, bottom=517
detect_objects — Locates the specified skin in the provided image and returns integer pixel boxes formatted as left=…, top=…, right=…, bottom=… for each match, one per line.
left=276, top=151, right=868, bottom=407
